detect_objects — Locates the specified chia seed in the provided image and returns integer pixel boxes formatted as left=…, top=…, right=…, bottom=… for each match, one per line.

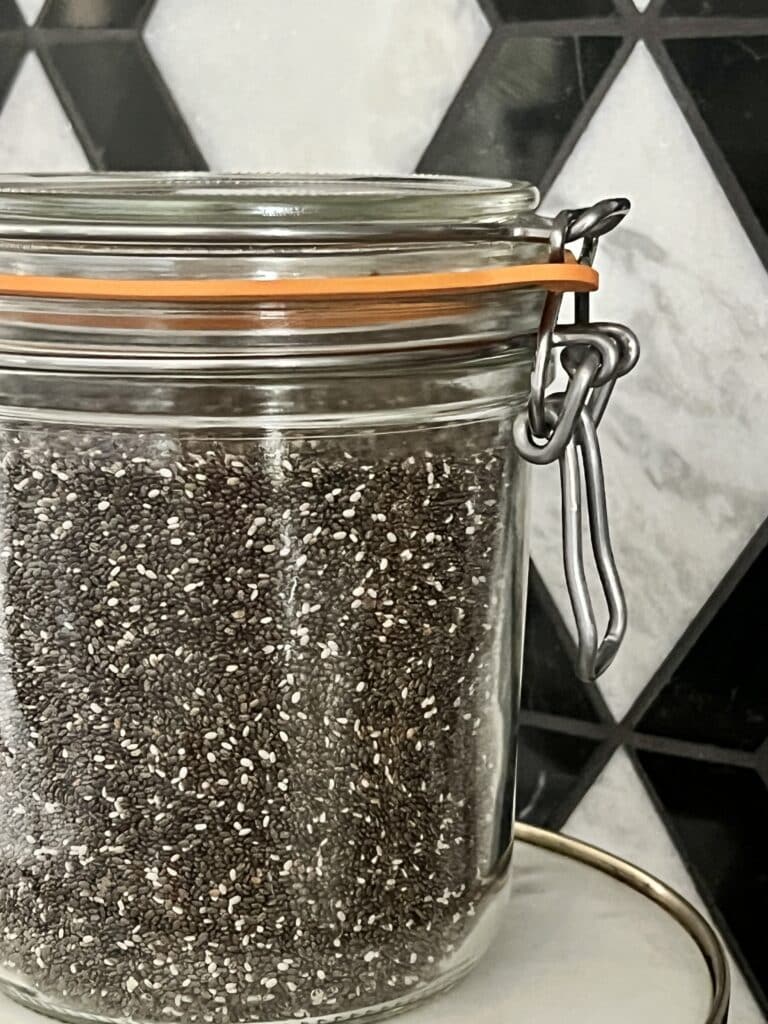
left=0, top=423, right=518, bottom=1022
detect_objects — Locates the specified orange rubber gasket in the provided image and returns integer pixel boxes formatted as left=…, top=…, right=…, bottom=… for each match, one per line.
left=0, top=260, right=598, bottom=302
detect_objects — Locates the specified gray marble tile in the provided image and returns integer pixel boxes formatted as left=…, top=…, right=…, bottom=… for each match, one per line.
left=0, top=53, right=89, bottom=172
left=533, top=41, right=768, bottom=718
left=566, top=749, right=766, bottom=1024
left=145, top=0, right=489, bottom=174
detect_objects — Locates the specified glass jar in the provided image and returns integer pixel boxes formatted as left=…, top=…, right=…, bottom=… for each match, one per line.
left=0, top=174, right=636, bottom=1024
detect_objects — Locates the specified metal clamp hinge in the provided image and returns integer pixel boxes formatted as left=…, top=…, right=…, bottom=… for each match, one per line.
left=513, top=199, right=640, bottom=682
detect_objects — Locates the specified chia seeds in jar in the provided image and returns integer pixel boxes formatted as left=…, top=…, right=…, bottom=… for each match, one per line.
left=0, top=174, right=637, bottom=1024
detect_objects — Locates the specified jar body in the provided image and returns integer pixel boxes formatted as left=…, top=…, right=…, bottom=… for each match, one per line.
left=0, top=345, right=532, bottom=1023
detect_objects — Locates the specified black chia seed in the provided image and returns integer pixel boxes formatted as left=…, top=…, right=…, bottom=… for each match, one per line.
left=0, top=423, right=519, bottom=1022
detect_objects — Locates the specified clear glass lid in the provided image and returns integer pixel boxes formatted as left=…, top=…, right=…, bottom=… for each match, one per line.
left=0, top=173, right=548, bottom=285
left=0, top=173, right=540, bottom=242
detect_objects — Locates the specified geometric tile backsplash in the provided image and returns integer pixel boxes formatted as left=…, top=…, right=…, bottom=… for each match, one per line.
left=1, top=1, right=767, bottom=1021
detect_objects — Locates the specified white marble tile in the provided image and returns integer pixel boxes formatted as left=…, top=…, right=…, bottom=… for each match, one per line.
left=534, top=42, right=768, bottom=718
left=0, top=54, right=88, bottom=172
left=566, top=750, right=766, bottom=1024
left=14, top=0, right=45, bottom=24
left=145, top=0, right=489, bottom=174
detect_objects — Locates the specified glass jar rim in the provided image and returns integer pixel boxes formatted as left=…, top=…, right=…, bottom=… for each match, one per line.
left=0, top=172, right=540, bottom=242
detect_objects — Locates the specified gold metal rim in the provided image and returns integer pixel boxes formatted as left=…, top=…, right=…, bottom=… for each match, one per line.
left=515, top=823, right=730, bottom=1024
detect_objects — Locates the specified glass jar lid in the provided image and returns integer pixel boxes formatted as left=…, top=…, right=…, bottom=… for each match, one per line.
left=0, top=173, right=541, bottom=242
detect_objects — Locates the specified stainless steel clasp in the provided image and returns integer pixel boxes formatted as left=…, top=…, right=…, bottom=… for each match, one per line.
left=513, top=198, right=639, bottom=682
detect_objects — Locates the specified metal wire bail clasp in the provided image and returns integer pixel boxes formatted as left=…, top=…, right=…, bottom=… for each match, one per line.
left=513, top=199, right=640, bottom=683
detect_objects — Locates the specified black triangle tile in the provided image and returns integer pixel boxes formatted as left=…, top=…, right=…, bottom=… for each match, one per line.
left=489, top=0, right=615, bottom=19
left=39, top=37, right=205, bottom=169
left=39, top=0, right=153, bottom=28
left=419, top=34, right=624, bottom=190
left=638, top=752, right=768, bottom=1013
left=522, top=566, right=604, bottom=722
left=664, top=37, right=768, bottom=237
left=0, top=0, right=23, bottom=30
left=638, top=530, right=768, bottom=752
left=0, top=36, right=25, bottom=110
left=517, top=725, right=603, bottom=829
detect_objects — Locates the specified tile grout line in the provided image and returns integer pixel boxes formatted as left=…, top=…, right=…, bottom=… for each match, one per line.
left=521, top=709, right=612, bottom=739
left=627, top=731, right=757, bottom=767
left=26, top=27, right=143, bottom=40
left=521, top=709, right=760, bottom=769
left=659, top=16, right=768, bottom=36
